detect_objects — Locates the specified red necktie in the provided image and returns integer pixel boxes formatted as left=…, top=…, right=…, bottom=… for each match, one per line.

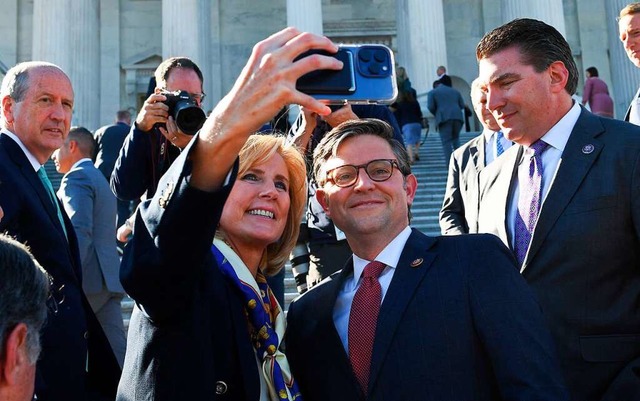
left=348, top=261, right=386, bottom=396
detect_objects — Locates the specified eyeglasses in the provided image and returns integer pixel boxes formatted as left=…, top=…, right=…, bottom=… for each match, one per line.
left=325, top=159, right=400, bottom=188
left=191, top=92, right=206, bottom=103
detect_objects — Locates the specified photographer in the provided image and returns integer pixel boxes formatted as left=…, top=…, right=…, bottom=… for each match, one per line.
left=111, top=57, right=206, bottom=201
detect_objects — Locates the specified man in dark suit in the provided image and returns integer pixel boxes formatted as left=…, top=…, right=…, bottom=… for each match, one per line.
left=436, top=65, right=452, bottom=87
left=94, top=110, right=134, bottom=232
left=440, top=78, right=512, bottom=235
left=285, top=118, right=568, bottom=401
left=0, top=61, right=120, bottom=401
left=53, top=127, right=126, bottom=367
left=476, top=18, right=640, bottom=401
left=111, top=57, right=205, bottom=202
left=427, top=79, right=465, bottom=164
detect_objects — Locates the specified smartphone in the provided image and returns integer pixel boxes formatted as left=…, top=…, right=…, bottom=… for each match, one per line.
left=295, top=44, right=398, bottom=105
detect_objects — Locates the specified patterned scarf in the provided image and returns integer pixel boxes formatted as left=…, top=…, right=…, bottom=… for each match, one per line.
left=212, top=239, right=303, bottom=401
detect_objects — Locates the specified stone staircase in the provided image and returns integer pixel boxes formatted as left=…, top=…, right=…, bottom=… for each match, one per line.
left=120, top=129, right=480, bottom=325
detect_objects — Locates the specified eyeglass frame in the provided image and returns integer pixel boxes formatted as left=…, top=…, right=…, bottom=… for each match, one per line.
left=324, top=159, right=402, bottom=188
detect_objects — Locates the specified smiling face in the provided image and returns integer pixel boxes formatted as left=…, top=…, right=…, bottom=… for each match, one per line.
left=316, top=134, right=416, bottom=244
left=2, top=67, right=74, bottom=164
left=620, top=13, right=640, bottom=68
left=478, top=46, right=570, bottom=146
left=219, top=153, right=291, bottom=257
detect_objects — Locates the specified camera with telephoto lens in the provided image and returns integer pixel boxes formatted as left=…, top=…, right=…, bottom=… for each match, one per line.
left=158, top=90, right=207, bottom=135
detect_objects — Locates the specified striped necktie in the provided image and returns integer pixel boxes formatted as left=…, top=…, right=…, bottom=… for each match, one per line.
left=37, top=167, right=68, bottom=239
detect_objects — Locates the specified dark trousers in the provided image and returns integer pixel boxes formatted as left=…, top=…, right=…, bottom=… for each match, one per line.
left=438, top=119, right=463, bottom=164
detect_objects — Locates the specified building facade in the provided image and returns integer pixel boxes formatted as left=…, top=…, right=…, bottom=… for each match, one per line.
left=0, top=0, right=638, bottom=131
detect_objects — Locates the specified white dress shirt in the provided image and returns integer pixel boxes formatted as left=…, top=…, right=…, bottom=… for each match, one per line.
left=332, top=226, right=412, bottom=354
left=507, top=101, right=580, bottom=249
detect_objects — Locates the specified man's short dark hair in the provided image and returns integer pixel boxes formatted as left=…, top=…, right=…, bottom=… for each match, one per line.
left=0, top=235, right=50, bottom=364
left=68, top=126, right=97, bottom=159
left=312, top=118, right=411, bottom=187
left=116, top=109, right=131, bottom=122
left=154, top=57, right=204, bottom=89
left=476, top=18, right=579, bottom=96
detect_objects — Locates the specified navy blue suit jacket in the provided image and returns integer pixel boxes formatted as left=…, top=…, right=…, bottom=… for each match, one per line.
left=117, top=139, right=261, bottom=400
left=478, top=108, right=640, bottom=400
left=0, top=133, right=120, bottom=400
left=286, top=230, right=569, bottom=401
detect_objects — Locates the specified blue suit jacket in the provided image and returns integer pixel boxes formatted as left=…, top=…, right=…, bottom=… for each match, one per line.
left=478, top=108, right=640, bottom=400
left=285, top=230, right=569, bottom=401
left=427, top=84, right=465, bottom=125
left=117, top=138, right=261, bottom=400
left=0, top=134, right=120, bottom=400
left=57, top=160, right=124, bottom=295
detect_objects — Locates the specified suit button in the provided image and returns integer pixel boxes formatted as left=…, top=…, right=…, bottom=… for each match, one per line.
left=84, top=331, right=89, bottom=339
left=215, top=381, right=228, bottom=395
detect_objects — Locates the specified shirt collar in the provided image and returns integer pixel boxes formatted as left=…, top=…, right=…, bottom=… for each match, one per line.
left=69, top=158, right=92, bottom=171
left=352, top=226, right=412, bottom=279
left=482, top=128, right=499, bottom=144
left=536, top=101, right=581, bottom=152
left=1, top=129, right=42, bottom=171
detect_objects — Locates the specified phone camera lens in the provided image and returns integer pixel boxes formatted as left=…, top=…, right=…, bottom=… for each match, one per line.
left=368, top=63, right=381, bottom=75
left=359, top=49, right=372, bottom=62
left=374, top=50, right=386, bottom=62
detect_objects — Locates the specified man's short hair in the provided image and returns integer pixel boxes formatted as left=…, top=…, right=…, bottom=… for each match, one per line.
left=116, top=110, right=131, bottom=122
left=68, top=126, right=97, bottom=159
left=476, top=18, right=579, bottom=96
left=312, top=118, right=411, bottom=187
left=0, top=61, right=66, bottom=103
left=0, top=235, right=50, bottom=364
left=619, top=2, right=640, bottom=19
left=154, top=57, right=204, bottom=89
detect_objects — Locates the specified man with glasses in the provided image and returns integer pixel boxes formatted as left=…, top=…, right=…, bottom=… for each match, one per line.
left=285, top=118, right=568, bottom=400
left=111, top=57, right=206, bottom=202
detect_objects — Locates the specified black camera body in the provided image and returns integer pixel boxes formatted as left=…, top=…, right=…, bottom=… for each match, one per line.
left=159, top=90, right=206, bottom=135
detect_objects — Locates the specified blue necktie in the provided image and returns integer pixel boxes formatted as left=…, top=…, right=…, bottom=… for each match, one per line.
left=513, top=140, right=548, bottom=264
left=37, top=167, right=68, bottom=239
left=496, top=131, right=505, bottom=157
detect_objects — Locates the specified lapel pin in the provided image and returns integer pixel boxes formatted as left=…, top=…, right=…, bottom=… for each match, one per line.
left=582, top=144, right=594, bottom=154
left=410, top=258, right=423, bottom=268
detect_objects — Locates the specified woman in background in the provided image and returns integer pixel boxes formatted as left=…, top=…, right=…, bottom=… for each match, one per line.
left=582, top=66, right=614, bottom=118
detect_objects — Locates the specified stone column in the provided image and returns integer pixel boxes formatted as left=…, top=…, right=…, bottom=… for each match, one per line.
left=606, top=0, right=640, bottom=119
left=396, top=0, right=447, bottom=97
left=69, top=0, right=100, bottom=130
left=99, top=0, right=122, bottom=127
left=33, top=0, right=101, bottom=130
left=32, top=0, right=71, bottom=70
left=162, top=0, right=213, bottom=112
left=287, top=0, right=323, bottom=34
left=502, top=0, right=566, bottom=37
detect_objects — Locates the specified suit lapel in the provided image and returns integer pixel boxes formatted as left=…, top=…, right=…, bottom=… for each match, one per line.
left=524, top=110, right=604, bottom=268
left=479, top=144, right=522, bottom=245
left=2, top=135, right=62, bottom=230
left=475, top=135, right=486, bottom=171
left=308, top=260, right=362, bottom=394
left=368, top=230, right=436, bottom=393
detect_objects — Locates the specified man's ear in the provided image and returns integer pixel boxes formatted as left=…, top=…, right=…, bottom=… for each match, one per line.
left=548, top=61, right=569, bottom=94
left=0, top=323, right=29, bottom=386
left=315, top=187, right=331, bottom=217
left=2, top=96, right=15, bottom=126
